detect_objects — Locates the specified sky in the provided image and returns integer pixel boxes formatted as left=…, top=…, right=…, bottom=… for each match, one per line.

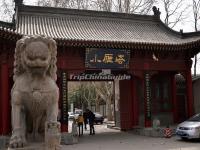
left=156, top=0, right=195, bottom=33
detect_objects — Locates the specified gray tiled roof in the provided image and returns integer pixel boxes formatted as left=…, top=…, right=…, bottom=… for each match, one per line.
left=15, top=5, right=200, bottom=46
left=192, top=75, right=200, bottom=82
left=0, top=21, right=15, bottom=30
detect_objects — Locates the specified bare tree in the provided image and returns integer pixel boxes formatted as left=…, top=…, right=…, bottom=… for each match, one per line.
left=92, top=82, right=113, bottom=121
left=82, top=82, right=98, bottom=110
left=192, top=0, right=200, bottom=76
left=37, top=0, right=89, bottom=9
left=117, top=0, right=123, bottom=12
left=0, top=0, right=14, bottom=22
left=36, top=0, right=155, bottom=13
left=161, top=0, right=190, bottom=29
left=91, top=0, right=113, bottom=11
left=37, top=0, right=53, bottom=7
left=114, top=0, right=155, bottom=14
left=193, top=0, right=200, bottom=31
left=136, top=0, right=155, bottom=14
left=75, top=0, right=89, bottom=9
left=124, top=0, right=130, bottom=13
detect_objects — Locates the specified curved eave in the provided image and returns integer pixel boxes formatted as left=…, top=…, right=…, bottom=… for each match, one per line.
left=158, top=19, right=200, bottom=38
left=0, top=28, right=200, bottom=56
left=0, top=21, right=15, bottom=30
left=56, top=38, right=200, bottom=56
left=0, top=28, right=22, bottom=41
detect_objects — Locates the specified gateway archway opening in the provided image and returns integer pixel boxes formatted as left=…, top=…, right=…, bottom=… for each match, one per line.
left=58, top=69, right=134, bottom=133
left=67, top=81, right=117, bottom=135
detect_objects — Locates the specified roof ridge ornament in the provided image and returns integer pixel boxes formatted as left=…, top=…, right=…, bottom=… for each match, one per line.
left=14, top=0, right=23, bottom=7
left=180, top=29, right=183, bottom=34
left=180, top=29, right=183, bottom=38
left=0, top=20, right=15, bottom=30
left=13, top=0, right=23, bottom=31
left=152, top=6, right=161, bottom=19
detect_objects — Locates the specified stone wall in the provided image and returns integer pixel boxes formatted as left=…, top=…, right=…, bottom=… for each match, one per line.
left=193, top=79, right=200, bottom=114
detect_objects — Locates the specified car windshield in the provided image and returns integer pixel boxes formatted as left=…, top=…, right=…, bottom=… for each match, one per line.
left=187, top=114, right=200, bottom=121
left=75, top=109, right=82, bottom=114
left=94, top=113, right=102, bottom=116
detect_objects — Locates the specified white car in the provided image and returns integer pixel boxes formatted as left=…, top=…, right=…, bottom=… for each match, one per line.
left=68, top=112, right=75, bottom=120
left=94, top=112, right=104, bottom=124
left=74, top=109, right=82, bottom=120
left=176, top=113, right=200, bottom=139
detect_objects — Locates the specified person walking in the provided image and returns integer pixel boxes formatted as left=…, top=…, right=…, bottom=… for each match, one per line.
left=83, top=111, right=88, bottom=130
left=87, top=109, right=95, bottom=135
left=77, top=114, right=84, bottom=136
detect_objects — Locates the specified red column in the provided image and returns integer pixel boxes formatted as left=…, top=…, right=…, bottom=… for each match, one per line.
left=0, top=69, right=2, bottom=135
left=57, top=76, right=68, bottom=132
left=172, top=74, right=178, bottom=123
left=119, top=80, right=133, bottom=130
left=61, top=124, right=68, bottom=132
left=1, top=62, right=10, bottom=135
left=132, top=78, right=138, bottom=126
left=186, top=69, right=194, bottom=117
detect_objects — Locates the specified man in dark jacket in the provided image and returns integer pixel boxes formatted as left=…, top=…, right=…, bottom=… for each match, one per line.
left=86, top=109, right=95, bottom=135
left=83, top=111, right=88, bottom=130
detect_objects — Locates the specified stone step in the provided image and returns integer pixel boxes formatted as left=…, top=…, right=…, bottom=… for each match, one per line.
left=132, top=127, right=176, bottom=137
left=0, top=136, right=9, bottom=149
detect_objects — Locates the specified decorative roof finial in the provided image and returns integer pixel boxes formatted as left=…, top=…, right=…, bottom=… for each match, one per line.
left=152, top=6, right=161, bottom=18
left=180, top=29, right=183, bottom=37
left=14, top=0, right=23, bottom=6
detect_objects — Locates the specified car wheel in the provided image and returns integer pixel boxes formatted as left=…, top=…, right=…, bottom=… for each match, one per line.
left=100, top=121, right=103, bottom=124
left=181, top=137, right=188, bottom=141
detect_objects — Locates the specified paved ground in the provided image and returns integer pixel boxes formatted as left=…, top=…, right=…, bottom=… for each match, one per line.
left=63, top=122, right=200, bottom=150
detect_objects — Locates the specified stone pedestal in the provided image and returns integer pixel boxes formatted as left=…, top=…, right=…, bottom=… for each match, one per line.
left=0, top=136, right=9, bottom=149
left=61, top=121, right=78, bottom=145
left=8, top=142, right=62, bottom=150
left=44, top=122, right=61, bottom=150
left=8, top=122, right=62, bottom=150
left=61, top=133, right=78, bottom=145
left=8, top=143, right=45, bottom=150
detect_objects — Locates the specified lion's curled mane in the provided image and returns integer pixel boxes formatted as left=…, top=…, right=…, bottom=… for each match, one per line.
left=13, top=35, right=57, bottom=81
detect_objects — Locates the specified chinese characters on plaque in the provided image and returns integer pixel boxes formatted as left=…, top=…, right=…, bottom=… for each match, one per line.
left=61, top=71, right=68, bottom=124
left=145, top=73, right=151, bottom=120
left=85, top=48, right=130, bottom=69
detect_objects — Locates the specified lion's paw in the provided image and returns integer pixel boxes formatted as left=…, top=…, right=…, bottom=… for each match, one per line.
left=9, top=134, right=26, bottom=148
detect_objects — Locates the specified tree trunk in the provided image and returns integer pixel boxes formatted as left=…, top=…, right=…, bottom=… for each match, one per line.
left=96, top=101, right=100, bottom=112
left=114, top=80, right=120, bottom=111
left=87, top=101, right=91, bottom=110
left=106, top=96, right=113, bottom=121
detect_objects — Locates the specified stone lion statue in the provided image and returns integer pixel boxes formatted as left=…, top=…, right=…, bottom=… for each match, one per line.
left=9, top=35, right=60, bottom=148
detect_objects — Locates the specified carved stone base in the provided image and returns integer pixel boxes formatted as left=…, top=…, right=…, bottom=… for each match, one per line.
left=0, top=136, right=9, bottom=149
left=7, top=142, right=62, bottom=150
left=7, top=143, right=45, bottom=150
left=8, top=122, right=62, bottom=150
left=61, top=133, right=78, bottom=145
left=44, top=122, right=61, bottom=150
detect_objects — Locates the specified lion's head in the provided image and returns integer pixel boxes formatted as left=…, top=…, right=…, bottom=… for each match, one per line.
left=13, top=35, right=57, bottom=81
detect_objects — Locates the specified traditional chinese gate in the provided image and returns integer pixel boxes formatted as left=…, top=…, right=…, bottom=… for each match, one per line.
left=57, top=47, right=134, bottom=132
left=0, top=3, right=199, bottom=134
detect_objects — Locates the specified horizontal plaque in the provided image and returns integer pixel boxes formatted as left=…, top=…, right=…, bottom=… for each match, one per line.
left=85, top=48, right=130, bottom=69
